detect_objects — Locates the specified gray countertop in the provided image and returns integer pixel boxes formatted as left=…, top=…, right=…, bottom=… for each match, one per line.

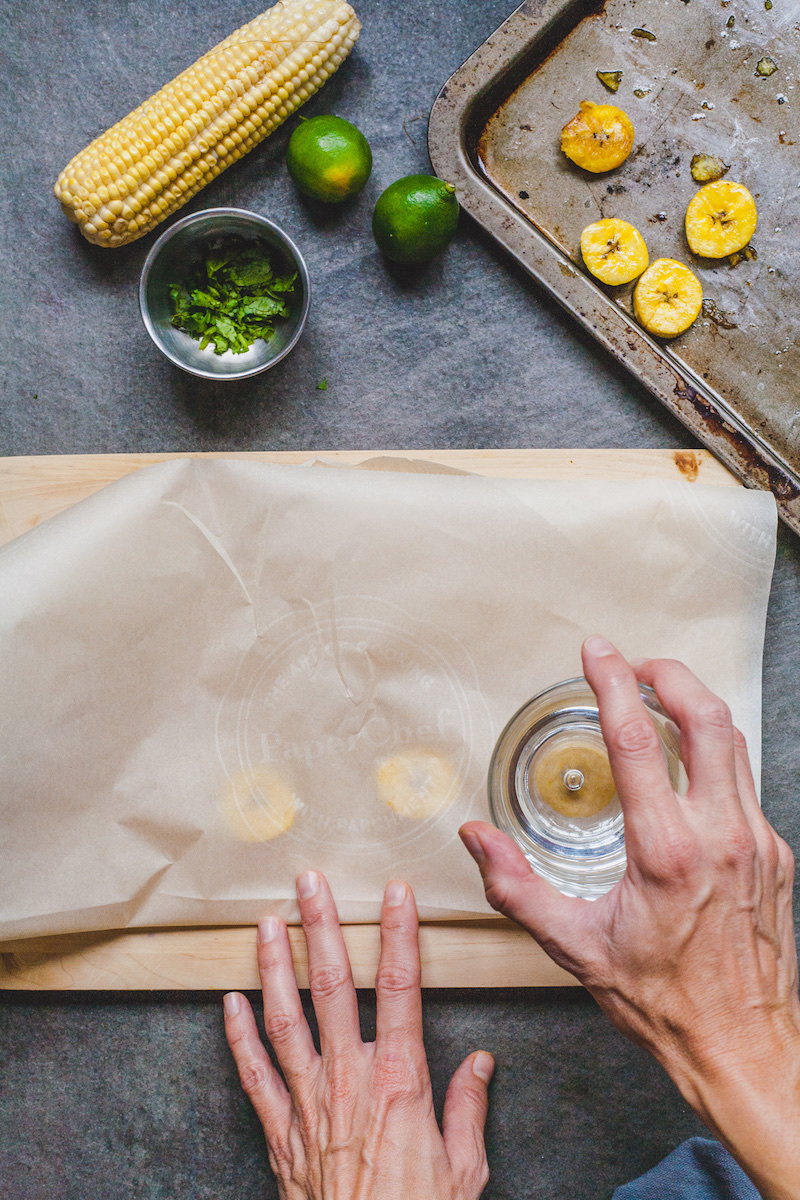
left=1, top=2, right=798, bottom=1197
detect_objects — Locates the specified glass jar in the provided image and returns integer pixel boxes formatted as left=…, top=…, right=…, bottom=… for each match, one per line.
left=488, top=677, right=682, bottom=899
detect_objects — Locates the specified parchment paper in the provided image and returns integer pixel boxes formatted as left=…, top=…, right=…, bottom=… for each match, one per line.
left=0, top=457, right=776, bottom=939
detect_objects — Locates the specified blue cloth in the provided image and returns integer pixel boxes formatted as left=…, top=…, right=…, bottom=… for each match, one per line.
left=613, top=1138, right=761, bottom=1200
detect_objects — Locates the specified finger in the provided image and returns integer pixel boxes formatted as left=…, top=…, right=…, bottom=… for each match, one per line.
left=459, top=821, right=586, bottom=975
left=582, top=637, right=682, bottom=849
left=731, top=727, right=785, bottom=871
left=296, top=870, right=362, bottom=1055
left=442, top=1051, right=493, bottom=1191
left=731, top=726, right=765, bottom=826
left=257, top=916, right=318, bottom=1089
left=224, top=991, right=291, bottom=1130
left=633, top=658, right=738, bottom=810
left=375, top=880, right=423, bottom=1048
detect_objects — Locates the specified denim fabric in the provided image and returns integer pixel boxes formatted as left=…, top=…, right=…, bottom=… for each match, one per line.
left=613, top=1138, right=762, bottom=1200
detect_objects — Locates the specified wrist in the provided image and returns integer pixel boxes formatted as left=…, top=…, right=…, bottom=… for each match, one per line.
left=660, top=1018, right=800, bottom=1200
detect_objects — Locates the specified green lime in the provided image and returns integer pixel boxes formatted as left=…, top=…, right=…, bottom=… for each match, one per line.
left=286, top=115, right=372, bottom=203
left=372, top=175, right=459, bottom=265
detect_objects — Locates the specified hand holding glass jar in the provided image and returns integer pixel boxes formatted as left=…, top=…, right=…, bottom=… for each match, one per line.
left=461, top=636, right=800, bottom=1200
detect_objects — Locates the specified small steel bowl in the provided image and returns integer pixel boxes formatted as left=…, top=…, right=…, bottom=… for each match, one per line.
left=139, top=208, right=311, bottom=380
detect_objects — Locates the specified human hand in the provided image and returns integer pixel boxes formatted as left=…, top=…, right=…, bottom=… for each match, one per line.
left=223, top=872, right=494, bottom=1200
left=461, top=637, right=800, bottom=1200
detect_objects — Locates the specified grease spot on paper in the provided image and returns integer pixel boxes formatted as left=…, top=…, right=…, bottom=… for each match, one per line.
left=222, top=767, right=297, bottom=842
left=376, top=750, right=458, bottom=820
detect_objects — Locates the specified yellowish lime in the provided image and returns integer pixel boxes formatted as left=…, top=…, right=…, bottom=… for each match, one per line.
left=286, top=115, right=372, bottom=203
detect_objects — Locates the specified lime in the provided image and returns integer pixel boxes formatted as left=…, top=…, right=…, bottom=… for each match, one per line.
left=372, top=175, right=459, bottom=265
left=286, top=115, right=372, bottom=203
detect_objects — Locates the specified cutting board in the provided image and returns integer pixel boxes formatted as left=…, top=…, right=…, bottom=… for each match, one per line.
left=0, top=447, right=736, bottom=990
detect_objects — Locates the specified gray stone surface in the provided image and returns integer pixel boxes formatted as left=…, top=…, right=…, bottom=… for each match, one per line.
left=1, top=1, right=798, bottom=1198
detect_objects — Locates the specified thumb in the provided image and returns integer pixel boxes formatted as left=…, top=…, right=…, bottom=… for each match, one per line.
left=442, top=1051, right=493, bottom=1195
left=459, top=820, right=587, bottom=973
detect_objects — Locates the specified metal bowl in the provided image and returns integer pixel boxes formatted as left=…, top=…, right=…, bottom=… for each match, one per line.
left=139, top=208, right=311, bottom=380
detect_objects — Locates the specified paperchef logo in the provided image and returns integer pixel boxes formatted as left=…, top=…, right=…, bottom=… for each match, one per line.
left=215, top=595, right=492, bottom=855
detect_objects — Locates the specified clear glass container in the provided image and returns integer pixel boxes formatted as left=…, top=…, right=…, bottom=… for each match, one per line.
left=488, top=677, right=682, bottom=899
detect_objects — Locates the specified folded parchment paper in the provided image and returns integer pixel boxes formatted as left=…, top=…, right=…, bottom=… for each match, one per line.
left=0, top=458, right=776, bottom=938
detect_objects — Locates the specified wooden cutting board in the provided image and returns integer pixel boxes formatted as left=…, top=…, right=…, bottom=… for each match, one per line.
left=0, top=448, right=736, bottom=990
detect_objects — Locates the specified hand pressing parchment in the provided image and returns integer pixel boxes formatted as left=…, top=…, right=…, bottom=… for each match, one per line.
left=461, top=636, right=800, bottom=1200
left=223, top=872, right=493, bottom=1200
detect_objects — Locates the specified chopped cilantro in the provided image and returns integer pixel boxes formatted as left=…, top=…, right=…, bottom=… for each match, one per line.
left=317, top=378, right=328, bottom=390
left=169, top=239, right=297, bottom=355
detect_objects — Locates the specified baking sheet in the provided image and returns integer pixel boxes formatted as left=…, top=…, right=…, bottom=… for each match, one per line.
left=428, top=0, right=800, bottom=530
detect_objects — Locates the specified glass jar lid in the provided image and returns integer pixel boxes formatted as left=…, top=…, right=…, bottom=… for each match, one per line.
left=488, top=677, right=681, bottom=899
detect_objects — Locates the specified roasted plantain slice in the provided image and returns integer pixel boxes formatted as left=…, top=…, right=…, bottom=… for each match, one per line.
left=580, top=218, right=649, bottom=284
left=561, top=100, right=635, bottom=172
left=633, top=258, right=703, bottom=337
left=685, top=180, right=758, bottom=257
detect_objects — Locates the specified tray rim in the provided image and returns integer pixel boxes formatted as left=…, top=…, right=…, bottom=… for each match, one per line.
left=427, top=0, right=800, bottom=535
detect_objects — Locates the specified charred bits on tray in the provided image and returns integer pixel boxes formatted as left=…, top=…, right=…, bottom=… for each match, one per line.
left=702, top=299, right=738, bottom=330
left=728, top=244, right=758, bottom=267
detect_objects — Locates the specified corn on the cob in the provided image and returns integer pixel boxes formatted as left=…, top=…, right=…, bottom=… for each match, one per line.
left=54, top=0, right=360, bottom=248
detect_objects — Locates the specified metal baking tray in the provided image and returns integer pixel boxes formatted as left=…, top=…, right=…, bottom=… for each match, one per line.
left=428, top=0, right=800, bottom=532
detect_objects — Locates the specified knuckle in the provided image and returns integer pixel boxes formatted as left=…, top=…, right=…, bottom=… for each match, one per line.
left=732, top=726, right=749, bottom=753
left=721, top=822, right=758, bottom=870
left=226, top=1024, right=250, bottom=1051
left=371, top=1050, right=422, bottom=1103
left=381, top=912, right=412, bottom=937
left=648, top=826, right=700, bottom=880
left=264, top=1009, right=300, bottom=1045
left=460, top=1080, right=489, bottom=1111
left=324, top=1060, right=358, bottom=1108
left=266, top=1137, right=292, bottom=1179
left=301, top=905, right=327, bottom=932
left=694, top=698, right=731, bottom=733
left=482, top=876, right=512, bottom=916
left=295, top=1095, right=319, bottom=1137
left=468, top=1154, right=490, bottom=1193
left=776, top=836, right=796, bottom=883
left=375, top=961, right=419, bottom=996
left=238, top=1057, right=271, bottom=1097
left=604, top=669, right=632, bottom=691
left=607, top=716, right=660, bottom=759
left=757, top=830, right=780, bottom=874
left=308, top=962, right=350, bottom=1001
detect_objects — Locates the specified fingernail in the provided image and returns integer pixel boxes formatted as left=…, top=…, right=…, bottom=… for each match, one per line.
left=384, top=880, right=406, bottom=907
left=584, top=635, right=615, bottom=658
left=459, top=829, right=485, bottom=864
left=473, top=1051, right=494, bottom=1082
left=296, top=870, right=319, bottom=900
left=223, top=992, right=241, bottom=1017
left=630, top=657, right=649, bottom=668
left=258, top=916, right=279, bottom=943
